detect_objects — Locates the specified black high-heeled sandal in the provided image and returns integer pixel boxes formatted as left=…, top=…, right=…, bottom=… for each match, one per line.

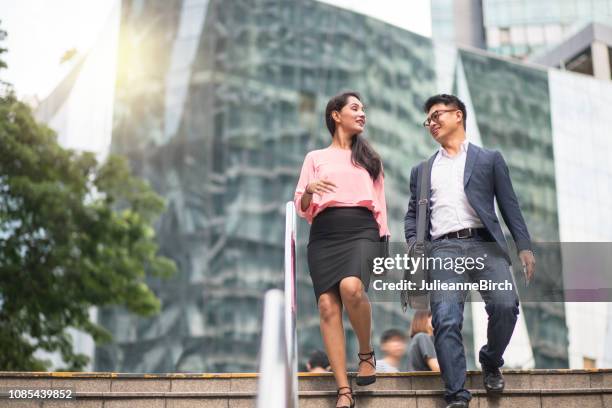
left=355, top=350, right=376, bottom=386
left=336, top=386, right=355, bottom=408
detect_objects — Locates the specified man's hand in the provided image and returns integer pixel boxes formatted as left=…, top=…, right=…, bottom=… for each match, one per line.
left=519, top=250, right=536, bottom=285
left=306, top=179, right=337, bottom=195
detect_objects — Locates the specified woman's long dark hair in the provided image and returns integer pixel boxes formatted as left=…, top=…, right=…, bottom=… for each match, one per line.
left=409, top=311, right=433, bottom=338
left=325, top=91, right=382, bottom=180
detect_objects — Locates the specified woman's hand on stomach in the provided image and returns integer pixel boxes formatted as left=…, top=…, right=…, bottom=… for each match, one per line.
left=306, top=179, right=337, bottom=195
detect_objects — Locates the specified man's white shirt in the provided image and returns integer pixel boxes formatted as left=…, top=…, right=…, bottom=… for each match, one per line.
left=430, top=139, right=483, bottom=239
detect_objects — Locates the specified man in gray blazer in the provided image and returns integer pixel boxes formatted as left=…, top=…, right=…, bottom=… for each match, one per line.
left=404, top=94, right=536, bottom=408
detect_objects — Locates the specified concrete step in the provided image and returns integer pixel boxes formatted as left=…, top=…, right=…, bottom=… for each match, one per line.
left=1, top=370, right=611, bottom=407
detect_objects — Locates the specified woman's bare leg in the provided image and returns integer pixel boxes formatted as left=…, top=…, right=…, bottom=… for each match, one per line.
left=318, top=290, right=352, bottom=407
left=339, top=277, right=375, bottom=377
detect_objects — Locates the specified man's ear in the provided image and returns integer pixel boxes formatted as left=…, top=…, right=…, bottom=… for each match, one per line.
left=456, top=110, right=464, bottom=125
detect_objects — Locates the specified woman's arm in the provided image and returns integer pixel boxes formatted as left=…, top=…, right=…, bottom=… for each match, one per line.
left=426, top=357, right=440, bottom=372
left=301, top=181, right=337, bottom=211
left=373, top=169, right=390, bottom=237
left=300, top=188, right=313, bottom=212
left=294, top=153, right=315, bottom=218
left=294, top=153, right=336, bottom=217
left=417, top=333, right=439, bottom=371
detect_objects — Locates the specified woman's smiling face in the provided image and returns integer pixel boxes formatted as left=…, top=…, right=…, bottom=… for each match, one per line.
left=334, top=95, right=366, bottom=135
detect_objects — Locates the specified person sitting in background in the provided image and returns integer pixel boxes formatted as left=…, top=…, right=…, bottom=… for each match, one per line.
left=376, top=329, right=407, bottom=373
left=406, top=311, right=440, bottom=372
left=307, top=350, right=331, bottom=373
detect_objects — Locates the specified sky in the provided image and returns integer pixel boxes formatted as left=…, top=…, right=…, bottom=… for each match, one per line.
left=318, top=0, right=432, bottom=37
left=0, top=0, right=120, bottom=100
left=0, top=0, right=431, bottom=100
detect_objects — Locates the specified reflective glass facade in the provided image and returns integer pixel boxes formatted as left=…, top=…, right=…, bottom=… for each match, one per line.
left=433, top=0, right=612, bottom=58
left=483, top=0, right=612, bottom=57
left=95, top=0, right=579, bottom=372
left=431, top=0, right=456, bottom=44
left=431, top=0, right=486, bottom=49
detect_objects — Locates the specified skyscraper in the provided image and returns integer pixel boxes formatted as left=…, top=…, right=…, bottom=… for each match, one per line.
left=432, top=0, right=612, bottom=59
left=432, top=0, right=486, bottom=49
left=530, top=22, right=612, bottom=80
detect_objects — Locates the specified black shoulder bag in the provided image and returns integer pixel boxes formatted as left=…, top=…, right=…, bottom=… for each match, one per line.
left=401, top=160, right=431, bottom=312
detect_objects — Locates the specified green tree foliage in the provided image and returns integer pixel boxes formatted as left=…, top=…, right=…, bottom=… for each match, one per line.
left=0, top=81, right=176, bottom=370
left=0, top=21, right=6, bottom=72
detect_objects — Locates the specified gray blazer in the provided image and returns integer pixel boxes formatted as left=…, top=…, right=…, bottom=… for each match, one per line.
left=404, top=143, right=531, bottom=263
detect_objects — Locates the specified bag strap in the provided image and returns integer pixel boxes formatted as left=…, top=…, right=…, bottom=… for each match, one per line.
left=416, top=160, right=431, bottom=244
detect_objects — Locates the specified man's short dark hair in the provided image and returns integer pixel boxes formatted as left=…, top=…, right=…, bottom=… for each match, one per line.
left=380, top=329, right=407, bottom=344
left=423, top=94, right=467, bottom=130
left=308, top=350, right=330, bottom=369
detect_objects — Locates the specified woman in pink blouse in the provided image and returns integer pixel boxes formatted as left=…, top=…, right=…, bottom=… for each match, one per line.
left=294, top=91, right=389, bottom=408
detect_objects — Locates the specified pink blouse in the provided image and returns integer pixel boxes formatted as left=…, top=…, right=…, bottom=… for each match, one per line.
left=293, top=147, right=389, bottom=237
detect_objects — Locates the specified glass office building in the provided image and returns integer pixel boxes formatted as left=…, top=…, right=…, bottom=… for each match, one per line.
left=432, top=0, right=612, bottom=58
left=484, top=0, right=612, bottom=57
left=431, top=0, right=486, bottom=50
left=92, top=0, right=612, bottom=372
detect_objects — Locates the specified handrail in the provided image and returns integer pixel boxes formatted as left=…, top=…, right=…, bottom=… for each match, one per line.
left=284, top=201, right=298, bottom=408
left=256, top=290, right=290, bottom=407
left=256, top=202, right=298, bottom=408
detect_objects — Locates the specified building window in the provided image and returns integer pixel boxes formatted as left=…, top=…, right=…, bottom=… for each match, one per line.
left=499, top=27, right=511, bottom=45
left=526, top=25, right=544, bottom=46
left=544, top=24, right=563, bottom=46
left=298, top=91, right=315, bottom=129
left=510, top=26, right=526, bottom=45
left=565, top=48, right=594, bottom=76
left=487, top=27, right=501, bottom=48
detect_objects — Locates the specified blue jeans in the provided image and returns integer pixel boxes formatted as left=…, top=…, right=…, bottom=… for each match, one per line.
left=427, top=237, right=519, bottom=403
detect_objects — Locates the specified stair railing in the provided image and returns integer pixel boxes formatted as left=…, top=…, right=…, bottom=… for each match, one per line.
left=256, top=202, right=298, bottom=408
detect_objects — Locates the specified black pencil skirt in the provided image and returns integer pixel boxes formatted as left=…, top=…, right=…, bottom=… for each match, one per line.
left=307, top=207, right=381, bottom=301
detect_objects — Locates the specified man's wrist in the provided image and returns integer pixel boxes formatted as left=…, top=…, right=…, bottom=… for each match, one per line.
left=516, top=240, right=533, bottom=253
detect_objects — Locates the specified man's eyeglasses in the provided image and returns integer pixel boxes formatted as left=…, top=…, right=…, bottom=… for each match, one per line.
left=422, top=109, right=458, bottom=127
